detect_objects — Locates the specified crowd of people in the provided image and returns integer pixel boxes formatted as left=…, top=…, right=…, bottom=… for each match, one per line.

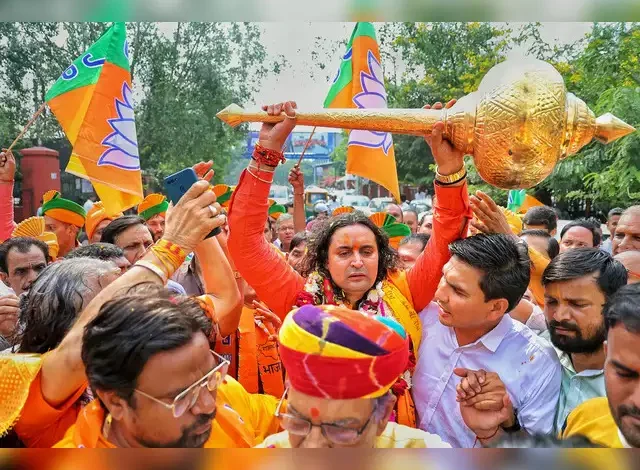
left=0, top=100, right=639, bottom=449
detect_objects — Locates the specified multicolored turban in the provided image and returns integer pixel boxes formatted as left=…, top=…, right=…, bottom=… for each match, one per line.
left=137, top=194, right=169, bottom=221
left=369, top=213, right=411, bottom=250
left=278, top=304, right=410, bottom=400
left=41, top=190, right=86, bottom=228
left=85, top=202, right=123, bottom=240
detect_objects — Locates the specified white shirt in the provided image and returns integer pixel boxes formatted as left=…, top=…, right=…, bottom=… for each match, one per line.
left=412, top=303, right=561, bottom=448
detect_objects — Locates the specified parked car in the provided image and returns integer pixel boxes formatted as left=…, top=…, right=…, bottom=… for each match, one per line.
left=410, top=200, right=432, bottom=214
left=269, top=185, right=291, bottom=205
left=340, top=194, right=372, bottom=215
left=368, top=197, right=394, bottom=213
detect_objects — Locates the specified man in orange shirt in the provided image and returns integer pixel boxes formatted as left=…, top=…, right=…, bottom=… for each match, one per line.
left=54, top=288, right=278, bottom=448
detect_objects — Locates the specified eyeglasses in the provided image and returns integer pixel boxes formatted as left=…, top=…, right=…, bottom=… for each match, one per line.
left=274, top=388, right=378, bottom=446
left=134, top=350, right=229, bottom=418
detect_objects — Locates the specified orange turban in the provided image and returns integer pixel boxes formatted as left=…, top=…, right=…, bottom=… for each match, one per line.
left=41, top=190, right=86, bottom=228
left=85, top=202, right=123, bottom=240
left=12, top=216, right=59, bottom=260
left=137, top=194, right=168, bottom=221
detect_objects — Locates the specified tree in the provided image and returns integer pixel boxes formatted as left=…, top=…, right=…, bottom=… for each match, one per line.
left=517, top=22, right=640, bottom=217
left=379, top=23, right=514, bottom=194
left=0, top=22, right=282, bottom=192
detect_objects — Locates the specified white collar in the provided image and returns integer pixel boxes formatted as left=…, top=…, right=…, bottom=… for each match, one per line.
left=618, top=427, right=632, bottom=448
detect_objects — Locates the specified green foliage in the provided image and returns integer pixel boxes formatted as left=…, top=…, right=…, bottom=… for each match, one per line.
left=0, top=22, right=281, bottom=191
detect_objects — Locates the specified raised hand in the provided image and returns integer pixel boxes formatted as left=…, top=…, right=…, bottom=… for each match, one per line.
left=0, top=294, right=20, bottom=339
left=423, top=100, right=464, bottom=176
left=163, top=180, right=225, bottom=254
left=288, top=165, right=304, bottom=194
left=469, top=191, right=514, bottom=236
left=253, top=299, right=282, bottom=341
left=259, top=101, right=298, bottom=153
left=0, top=149, right=16, bottom=183
left=193, top=160, right=215, bottom=182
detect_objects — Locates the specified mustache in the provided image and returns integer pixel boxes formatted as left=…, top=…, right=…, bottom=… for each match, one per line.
left=186, top=411, right=216, bottom=432
left=548, top=320, right=579, bottom=332
left=619, top=404, right=640, bottom=419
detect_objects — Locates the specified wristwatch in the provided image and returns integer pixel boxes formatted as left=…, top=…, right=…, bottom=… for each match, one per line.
left=501, top=410, right=521, bottom=433
left=435, top=165, right=467, bottom=185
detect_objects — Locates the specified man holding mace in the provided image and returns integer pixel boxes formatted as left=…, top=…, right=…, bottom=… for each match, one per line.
left=227, top=100, right=471, bottom=428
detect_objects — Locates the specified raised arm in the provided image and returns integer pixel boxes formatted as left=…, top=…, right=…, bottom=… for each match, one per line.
left=288, top=165, right=306, bottom=233
left=227, top=102, right=305, bottom=319
left=407, top=100, right=471, bottom=311
left=195, top=234, right=242, bottom=338
left=41, top=178, right=225, bottom=406
left=0, top=150, right=17, bottom=241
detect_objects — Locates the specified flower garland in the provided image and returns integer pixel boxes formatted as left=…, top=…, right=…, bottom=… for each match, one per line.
left=294, top=271, right=416, bottom=399
left=295, top=270, right=384, bottom=315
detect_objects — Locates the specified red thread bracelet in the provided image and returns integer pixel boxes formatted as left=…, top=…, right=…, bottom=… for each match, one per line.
left=253, top=143, right=286, bottom=167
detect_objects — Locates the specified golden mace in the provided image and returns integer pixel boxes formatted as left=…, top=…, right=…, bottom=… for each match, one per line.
left=217, top=59, right=635, bottom=189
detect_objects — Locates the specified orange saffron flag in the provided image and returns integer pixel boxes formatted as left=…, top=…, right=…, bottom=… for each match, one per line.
left=45, top=22, right=143, bottom=215
left=324, top=22, right=400, bottom=202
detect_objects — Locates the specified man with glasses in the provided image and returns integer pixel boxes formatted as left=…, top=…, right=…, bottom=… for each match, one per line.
left=54, top=291, right=279, bottom=448
left=257, top=304, right=450, bottom=448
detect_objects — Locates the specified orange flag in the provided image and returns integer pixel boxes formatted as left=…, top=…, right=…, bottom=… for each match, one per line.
left=45, top=22, right=143, bottom=215
left=324, top=23, right=400, bottom=202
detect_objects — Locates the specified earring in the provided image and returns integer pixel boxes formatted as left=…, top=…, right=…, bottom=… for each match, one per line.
left=103, top=413, right=113, bottom=437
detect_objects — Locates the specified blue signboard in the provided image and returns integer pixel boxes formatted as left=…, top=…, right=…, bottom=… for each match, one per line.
left=243, top=130, right=342, bottom=162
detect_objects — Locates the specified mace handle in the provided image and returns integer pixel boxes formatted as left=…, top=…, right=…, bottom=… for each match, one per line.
left=216, top=104, right=444, bottom=137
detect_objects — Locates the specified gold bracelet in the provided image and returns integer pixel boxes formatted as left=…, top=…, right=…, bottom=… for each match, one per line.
left=435, top=165, right=467, bottom=185
left=247, top=168, right=274, bottom=184
left=249, top=163, right=275, bottom=173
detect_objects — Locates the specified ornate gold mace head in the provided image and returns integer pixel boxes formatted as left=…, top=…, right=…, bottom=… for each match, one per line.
left=217, top=58, right=635, bottom=189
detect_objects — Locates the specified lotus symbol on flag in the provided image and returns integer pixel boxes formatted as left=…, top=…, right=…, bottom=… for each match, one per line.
left=99, top=81, right=140, bottom=171
left=349, top=50, right=393, bottom=155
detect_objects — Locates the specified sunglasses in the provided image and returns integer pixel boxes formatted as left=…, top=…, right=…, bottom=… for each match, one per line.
left=134, top=350, right=229, bottom=418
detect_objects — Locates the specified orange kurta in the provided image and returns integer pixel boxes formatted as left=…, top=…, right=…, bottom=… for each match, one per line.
left=227, top=168, right=471, bottom=320
left=12, top=369, right=88, bottom=448
left=54, top=376, right=279, bottom=448
left=214, top=306, right=285, bottom=398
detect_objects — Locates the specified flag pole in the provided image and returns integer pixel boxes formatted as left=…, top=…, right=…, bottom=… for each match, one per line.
left=296, top=126, right=317, bottom=167
left=6, top=102, right=47, bottom=153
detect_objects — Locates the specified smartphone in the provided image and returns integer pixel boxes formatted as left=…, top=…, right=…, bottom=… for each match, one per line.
left=163, top=168, right=221, bottom=237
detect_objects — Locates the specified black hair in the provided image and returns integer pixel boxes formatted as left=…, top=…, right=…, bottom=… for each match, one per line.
left=519, top=229, right=560, bottom=259
left=0, top=237, right=50, bottom=274
left=419, top=213, right=432, bottom=225
left=284, top=202, right=294, bottom=210
left=449, top=234, right=530, bottom=312
left=290, top=232, right=308, bottom=251
left=542, top=248, right=627, bottom=300
left=100, top=215, right=146, bottom=245
left=608, top=207, right=624, bottom=219
left=302, top=212, right=399, bottom=298
left=523, top=206, right=558, bottom=232
left=82, top=286, right=212, bottom=406
left=399, top=233, right=430, bottom=251
left=560, top=218, right=602, bottom=246
left=604, top=283, right=640, bottom=334
left=491, top=433, right=602, bottom=448
left=66, top=243, right=126, bottom=262
left=18, top=258, right=118, bottom=353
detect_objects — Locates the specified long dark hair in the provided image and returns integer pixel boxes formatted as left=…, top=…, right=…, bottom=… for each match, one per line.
left=302, top=212, right=399, bottom=297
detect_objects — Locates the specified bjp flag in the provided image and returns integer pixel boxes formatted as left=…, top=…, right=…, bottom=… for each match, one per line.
left=507, top=189, right=544, bottom=214
left=324, top=22, right=400, bottom=202
left=45, top=22, right=143, bottom=215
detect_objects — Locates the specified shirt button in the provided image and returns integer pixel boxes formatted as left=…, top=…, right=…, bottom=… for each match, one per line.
left=441, top=376, right=447, bottom=383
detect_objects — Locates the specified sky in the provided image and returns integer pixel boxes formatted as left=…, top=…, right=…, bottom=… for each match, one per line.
left=244, top=22, right=593, bottom=130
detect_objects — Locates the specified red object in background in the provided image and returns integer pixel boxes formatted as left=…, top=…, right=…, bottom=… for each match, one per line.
left=18, top=146, right=61, bottom=222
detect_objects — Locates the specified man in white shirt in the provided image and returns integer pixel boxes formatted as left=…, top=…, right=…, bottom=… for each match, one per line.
left=412, top=234, right=561, bottom=448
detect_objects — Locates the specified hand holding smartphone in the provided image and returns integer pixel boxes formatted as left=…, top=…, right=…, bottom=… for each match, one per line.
left=163, top=168, right=222, bottom=237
